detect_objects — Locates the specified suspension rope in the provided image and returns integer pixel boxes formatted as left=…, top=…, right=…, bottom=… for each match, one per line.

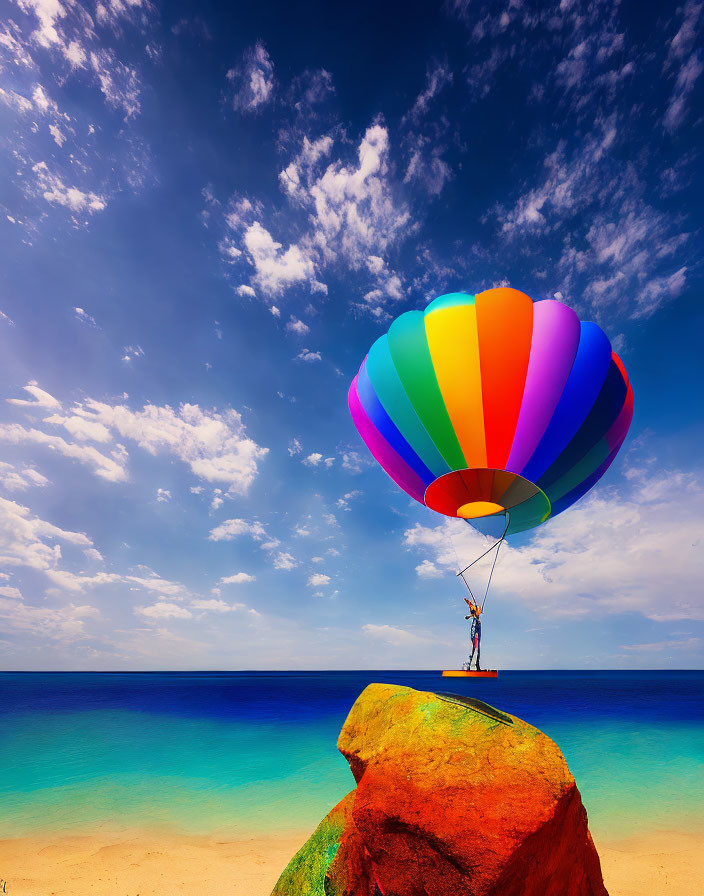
left=455, top=511, right=511, bottom=611
left=447, top=522, right=476, bottom=604
left=481, top=518, right=507, bottom=611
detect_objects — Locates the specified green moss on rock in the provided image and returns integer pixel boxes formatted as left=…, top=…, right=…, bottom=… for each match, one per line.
left=271, top=791, right=354, bottom=896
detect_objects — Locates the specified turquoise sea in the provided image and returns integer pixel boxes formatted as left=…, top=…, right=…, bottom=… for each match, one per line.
left=1, top=671, right=703, bottom=842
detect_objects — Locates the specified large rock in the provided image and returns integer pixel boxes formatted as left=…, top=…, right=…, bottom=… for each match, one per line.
left=272, top=683, right=608, bottom=896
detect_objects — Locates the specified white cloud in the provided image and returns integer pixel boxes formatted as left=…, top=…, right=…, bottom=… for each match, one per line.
left=496, top=118, right=691, bottom=318
left=667, top=1, right=702, bottom=64
left=125, top=573, right=186, bottom=598
left=0, top=462, right=49, bottom=491
left=0, top=495, right=201, bottom=647
left=303, top=452, right=323, bottom=466
left=0, top=423, right=129, bottom=482
left=32, top=88, right=58, bottom=114
left=500, top=122, right=617, bottom=235
left=64, top=38, right=86, bottom=66
left=156, top=488, right=171, bottom=503
left=74, top=307, right=98, bottom=326
left=136, top=601, right=193, bottom=620
left=401, top=62, right=454, bottom=198
left=362, top=623, right=434, bottom=647
left=0, top=585, right=23, bottom=599
left=3, top=386, right=268, bottom=495
left=122, top=345, right=144, bottom=362
left=341, top=451, right=372, bottom=473
left=42, top=413, right=111, bottom=442
left=663, top=2, right=703, bottom=131
left=49, top=123, right=65, bottom=145
left=45, top=569, right=120, bottom=592
left=38, top=395, right=268, bottom=495
left=241, top=221, right=321, bottom=296
left=664, top=50, right=703, bottom=131
left=213, top=124, right=413, bottom=314
left=285, top=316, right=310, bottom=336
left=89, top=48, right=141, bottom=118
left=7, top=381, right=61, bottom=410
left=288, top=437, right=302, bottom=456
left=415, top=559, right=443, bottom=579
left=33, top=162, right=107, bottom=213
left=308, top=573, right=330, bottom=587
left=621, top=637, right=701, bottom=653
left=0, top=85, right=34, bottom=114
left=404, top=142, right=452, bottom=196
left=227, top=41, right=275, bottom=112
left=296, top=349, right=321, bottom=362
left=208, top=518, right=267, bottom=542
left=404, top=463, right=704, bottom=622
left=95, top=0, right=151, bottom=30
left=336, top=490, right=361, bottom=510
left=288, top=68, right=334, bottom=109
left=16, top=0, right=72, bottom=51
left=0, top=596, right=100, bottom=640
left=405, top=60, right=453, bottom=121
left=207, top=525, right=300, bottom=579
left=237, top=284, right=256, bottom=297
left=0, top=0, right=155, bottom=227
left=190, top=598, right=244, bottom=613
left=553, top=29, right=625, bottom=93
left=281, top=124, right=411, bottom=270
left=273, top=551, right=297, bottom=570
left=0, top=494, right=91, bottom=577
left=630, top=266, right=688, bottom=319
left=220, top=572, right=255, bottom=584
left=34, top=565, right=186, bottom=597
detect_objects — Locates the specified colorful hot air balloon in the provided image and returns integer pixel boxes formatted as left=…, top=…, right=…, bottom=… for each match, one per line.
left=349, top=288, right=633, bottom=537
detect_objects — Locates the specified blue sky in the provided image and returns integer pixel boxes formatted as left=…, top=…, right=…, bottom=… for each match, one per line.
left=0, top=0, right=702, bottom=670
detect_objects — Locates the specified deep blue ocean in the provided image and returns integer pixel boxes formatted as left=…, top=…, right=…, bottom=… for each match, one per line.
left=1, top=671, right=702, bottom=841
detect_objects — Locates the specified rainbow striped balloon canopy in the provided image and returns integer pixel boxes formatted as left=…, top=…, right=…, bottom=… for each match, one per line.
left=349, top=288, right=633, bottom=536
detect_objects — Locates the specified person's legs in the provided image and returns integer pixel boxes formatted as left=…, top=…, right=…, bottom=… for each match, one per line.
left=476, top=637, right=481, bottom=671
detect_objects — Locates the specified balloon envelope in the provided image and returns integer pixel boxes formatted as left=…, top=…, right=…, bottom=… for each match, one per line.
left=349, top=288, right=633, bottom=536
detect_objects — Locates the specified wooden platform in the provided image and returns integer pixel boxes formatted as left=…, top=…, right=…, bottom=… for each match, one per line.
left=441, top=670, right=498, bottom=678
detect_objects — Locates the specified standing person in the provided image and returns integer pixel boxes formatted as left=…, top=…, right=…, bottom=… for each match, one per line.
left=464, top=598, right=482, bottom=671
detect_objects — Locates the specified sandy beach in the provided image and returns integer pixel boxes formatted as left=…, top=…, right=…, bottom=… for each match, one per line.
left=597, top=831, right=704, bottom=896
left=1, top=827, right=702, bottom=896
left=0, top=828, right=310, bottom=896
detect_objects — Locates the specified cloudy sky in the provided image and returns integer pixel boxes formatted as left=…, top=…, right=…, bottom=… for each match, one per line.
left=0, top=0, right=702, bottom=670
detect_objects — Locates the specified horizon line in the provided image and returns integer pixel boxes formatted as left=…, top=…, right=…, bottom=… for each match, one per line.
left=2, top=668, right=702, bottom=674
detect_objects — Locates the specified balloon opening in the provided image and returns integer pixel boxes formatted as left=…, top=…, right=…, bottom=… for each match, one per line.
left=457, top=501, right=504, bottom=519
left=424, top=468, right=551, bottom=535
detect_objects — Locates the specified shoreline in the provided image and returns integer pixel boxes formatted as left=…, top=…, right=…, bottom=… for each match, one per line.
left=1, top=826, right=703, bottom=896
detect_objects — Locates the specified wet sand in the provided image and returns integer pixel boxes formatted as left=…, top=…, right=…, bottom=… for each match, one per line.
left=0, top=827, right=702, bottom=895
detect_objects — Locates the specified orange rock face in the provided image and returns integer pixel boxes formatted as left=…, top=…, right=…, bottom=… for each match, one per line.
left=272, top=683, right=609, bottom=896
